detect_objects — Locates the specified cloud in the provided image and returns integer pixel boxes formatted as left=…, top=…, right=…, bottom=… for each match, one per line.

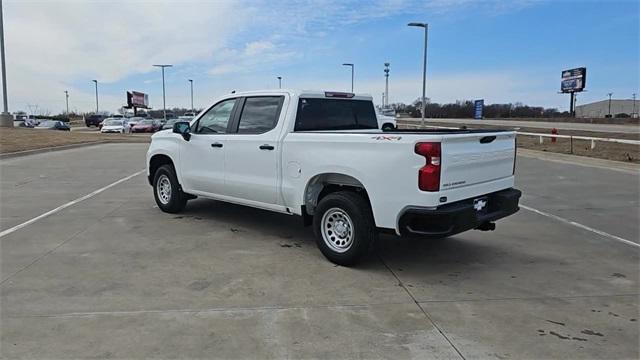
left=3, top=0, right=244, bottom=112
left=2, top=0, right=539, bottom=113
left=208, top=40, right=299, bottom=76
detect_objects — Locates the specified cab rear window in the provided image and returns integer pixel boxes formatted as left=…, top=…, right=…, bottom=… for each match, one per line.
left=294, top=98, right=378, bottom=131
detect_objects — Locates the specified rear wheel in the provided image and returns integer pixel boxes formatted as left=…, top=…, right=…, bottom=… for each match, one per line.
left=382, top=123, right=395, bottom=131
left=153, top=164, right=187, bottom=213
left=313, top=191, right=376, bottom=266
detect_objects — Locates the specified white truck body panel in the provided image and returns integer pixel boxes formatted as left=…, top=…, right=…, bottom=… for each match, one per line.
left=147, top=89, right=517, bottom=234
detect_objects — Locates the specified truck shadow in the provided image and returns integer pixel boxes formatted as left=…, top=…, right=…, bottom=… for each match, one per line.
left=178, top=199, right=513, bottom=271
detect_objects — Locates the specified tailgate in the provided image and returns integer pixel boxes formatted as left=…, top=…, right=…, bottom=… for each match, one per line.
left=440, top=132, right=515, bottom=190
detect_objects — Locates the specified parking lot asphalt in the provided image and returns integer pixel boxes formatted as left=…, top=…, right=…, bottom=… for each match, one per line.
left=1, top=143, right=638, bottom=359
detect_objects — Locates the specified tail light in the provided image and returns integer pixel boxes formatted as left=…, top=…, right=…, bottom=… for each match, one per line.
left=414, top=142, right=441, bottom=191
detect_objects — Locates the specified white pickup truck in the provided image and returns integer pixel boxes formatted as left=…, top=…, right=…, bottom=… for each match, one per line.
left=146, top=90, right=521, bottom=265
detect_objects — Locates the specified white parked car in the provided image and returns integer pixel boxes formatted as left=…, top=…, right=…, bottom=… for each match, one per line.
left=146, top=90, right=521, bottom=265
left=100, top=119, right=130, bottom=133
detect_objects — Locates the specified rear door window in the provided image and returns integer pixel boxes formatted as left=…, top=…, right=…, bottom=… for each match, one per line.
left=236, top=96, right=283, bottom=134
left=294, top=98, right=378, bottom=131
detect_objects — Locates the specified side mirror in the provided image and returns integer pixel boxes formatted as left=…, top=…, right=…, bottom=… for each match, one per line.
left=173, top=121, right=191, bottom=141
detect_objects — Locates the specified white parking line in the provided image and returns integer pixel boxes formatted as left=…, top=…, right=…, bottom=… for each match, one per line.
left=520, top=204, right=639, bottom=248
left=0, top=170, right=145, bottom=239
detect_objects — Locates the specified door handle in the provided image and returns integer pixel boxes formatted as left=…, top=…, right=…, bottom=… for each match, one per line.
left=211, top=142, right=223, bottom=148
left=259, top=144, right=275, bottom=150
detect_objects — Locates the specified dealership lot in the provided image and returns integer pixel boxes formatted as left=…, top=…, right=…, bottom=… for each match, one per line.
left=1, top=143, right=638, bottom=359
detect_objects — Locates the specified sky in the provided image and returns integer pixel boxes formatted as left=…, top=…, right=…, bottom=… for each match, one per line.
left=2, top=0, right=639, bottom=115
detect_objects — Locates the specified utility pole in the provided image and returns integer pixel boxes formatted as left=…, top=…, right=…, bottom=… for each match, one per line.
left=384, top=62, right=390, bottom=108
left=632, top=93, right=637, bottom=118
left=64, top=90, right=69, bottom=114
left=92, top=80, right=99, bottom=114
left=607, top=92, right=613, bottom=117
left=408, top=22, right=429, bottom=127
left=153, top=64, right=172, bottom=121
left=342, top=63, right=354, bottom=92
left=188, top=79, right=194, bottom=114
left=0, top=0, right=12, bottom=127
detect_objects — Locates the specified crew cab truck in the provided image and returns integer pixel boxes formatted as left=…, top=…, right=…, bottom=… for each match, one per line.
left=146, top=90, right=521, bottom=265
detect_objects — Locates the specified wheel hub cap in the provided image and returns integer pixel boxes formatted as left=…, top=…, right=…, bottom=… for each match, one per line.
left=320, top=208, right=354, bottom=253
left=157, top=175, right=172, bottom=205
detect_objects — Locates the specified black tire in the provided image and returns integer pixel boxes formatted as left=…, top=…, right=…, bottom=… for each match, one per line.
left=382, top=123, right=395, bottom=131
left=153, top=164, right=187, bottom=213
left=313, top=191, right=377, bottom=266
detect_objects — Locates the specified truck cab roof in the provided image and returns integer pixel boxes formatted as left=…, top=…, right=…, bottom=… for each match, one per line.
left=226, top=89, right=373, bottom=102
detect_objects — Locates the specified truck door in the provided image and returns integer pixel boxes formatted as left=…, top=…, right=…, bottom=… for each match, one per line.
left=224, top=96, right=286, bottom=205
left=179, top=98, right=238, bottom=195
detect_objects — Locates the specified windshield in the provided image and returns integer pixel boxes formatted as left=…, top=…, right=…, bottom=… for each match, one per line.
left=104, top=120, right=123, bottom=126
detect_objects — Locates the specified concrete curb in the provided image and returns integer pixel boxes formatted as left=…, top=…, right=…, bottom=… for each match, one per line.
left=0, top=141, right=108, bottom=159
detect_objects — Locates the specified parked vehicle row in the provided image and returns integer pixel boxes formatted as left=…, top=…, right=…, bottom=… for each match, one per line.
left=33, top=120, right=71, bottom=131
left=99, top=117, right=164, bottom=134
left=15, top=118, right=70, bottom=131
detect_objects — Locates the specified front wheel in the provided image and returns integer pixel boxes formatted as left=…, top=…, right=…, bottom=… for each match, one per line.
left=382, top=123, right=395, bottom=131
left=313, top=191, right=377, bottom=266
left=153, top=164, right=187, bottom=213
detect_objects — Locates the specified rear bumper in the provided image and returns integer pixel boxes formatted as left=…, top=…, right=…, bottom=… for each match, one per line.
left=398, top=188, right=521, bottom=238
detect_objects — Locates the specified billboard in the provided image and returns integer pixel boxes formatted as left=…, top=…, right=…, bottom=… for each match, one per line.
left=474, top=99, right=484, bottom=119
left=127, top=91, right=149, bottom=108
left=561, top=67, right=586, bottom=93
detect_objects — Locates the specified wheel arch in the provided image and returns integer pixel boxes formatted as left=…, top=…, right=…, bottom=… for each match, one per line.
left=302, top=172, right=372, bottom=223
left=148, top=153, right=176, bottom=185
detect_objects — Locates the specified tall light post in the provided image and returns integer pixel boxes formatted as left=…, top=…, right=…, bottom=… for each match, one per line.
left=408, top=22, right=429, bottom=127
left=0, top=0, right=12, bottom=127
left=64, top=90, right=69, bottom=114
left=91, top=80, right=99, bottom=114
left=188, top=79, right=194, bottom=114
left=607, top=92, right=613, bottom=117
left=384, top=62, right=390, bottom=108
left=342, top=63, right=354, bottom=92
left=153, top=64, right=172, bottom=121
left=632, top=93, right=637, bottom=118
left=277, top=76, right=282, bottom=89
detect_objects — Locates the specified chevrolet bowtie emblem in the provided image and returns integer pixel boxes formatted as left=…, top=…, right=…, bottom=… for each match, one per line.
left=473, top=199, right=487, bottom=211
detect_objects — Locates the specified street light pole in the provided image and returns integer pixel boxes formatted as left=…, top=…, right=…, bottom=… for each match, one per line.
left=342, top=63, right=354, bottom=92
left=607, top=92, right=613, bottom=117
left=153, top=64, right=172, bottom=121
left=188, top=79, right=194, bottom=114
left=0, top=0, right=12, bottom=127
left=632, top=93, right=637, bottom=118
left=277, top=76, right=282, bottom=89
left=408, top=22, right=429, bottom=127
left=64, top=90, right=69, bottom=114
left=92, top=80, right=99, bottom=114
left=384, top=62, right=390, bottom=108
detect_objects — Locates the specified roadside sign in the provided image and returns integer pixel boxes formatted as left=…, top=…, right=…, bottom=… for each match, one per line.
left=561, top=67, right=587, bottom=93
left=474, top=99, right=484, bottom=119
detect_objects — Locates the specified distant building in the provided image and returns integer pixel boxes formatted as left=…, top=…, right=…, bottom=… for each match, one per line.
left=575, top=99, right=638, bottom=118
